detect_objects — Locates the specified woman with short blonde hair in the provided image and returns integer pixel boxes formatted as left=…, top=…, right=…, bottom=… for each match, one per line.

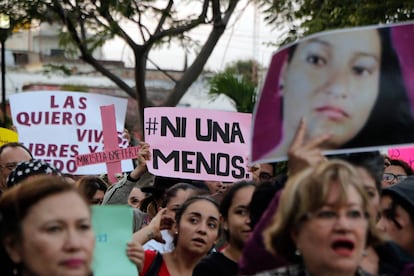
left=262, top=160, right=381, bottom=275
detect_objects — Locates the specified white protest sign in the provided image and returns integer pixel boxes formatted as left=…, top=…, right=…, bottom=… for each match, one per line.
left=10, top=91, right=131, bottom=175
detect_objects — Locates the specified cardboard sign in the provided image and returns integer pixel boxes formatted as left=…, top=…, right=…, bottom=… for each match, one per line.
left=9, top=91, right=131, bottom=175
left=92, top=205, right=136, bottom=276
left=252, top=22, right=414, bottom=163
left=145, top=107, right=252, bottom=182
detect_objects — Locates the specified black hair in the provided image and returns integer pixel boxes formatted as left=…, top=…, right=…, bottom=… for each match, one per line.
left=75, top=176, right=108, bottom=203
left=382, top=193, right=414, bottom=229
left=249, top=181, right=279, bottom=229
left=161, top=182, right=207, bottom=208
left=336, top=151, right=385, bottom=192
left=139, top=194, right=160, bottom=214
left=173, top=195, right=220, bottom=247
left=220, top=181, right=256, bottom=219
left=0, top=142, right=33, bottom=159
left=343, top=27, right=414, bottom=148
left=387, top=158, right=414, bottom=176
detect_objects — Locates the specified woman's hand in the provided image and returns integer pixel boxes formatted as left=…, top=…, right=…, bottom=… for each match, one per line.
left=130, top=142, right=151, bottom=179
left=132, top=208, right=175, bottom=244
left=147, top=208, right=175, bottom=243
left=126, top=241, right=145, bottom=272
left=287, top=118, right=330, bottom=176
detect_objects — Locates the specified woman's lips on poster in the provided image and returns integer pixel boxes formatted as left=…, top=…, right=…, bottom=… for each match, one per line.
left=315, top=106, right=349, bottom=121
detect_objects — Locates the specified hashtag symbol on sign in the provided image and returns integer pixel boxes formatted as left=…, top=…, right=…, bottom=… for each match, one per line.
left=145, top=117, right=159, bottom=135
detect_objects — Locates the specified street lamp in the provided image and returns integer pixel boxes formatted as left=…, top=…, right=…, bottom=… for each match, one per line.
left=0, top=14, right=10, bottom=122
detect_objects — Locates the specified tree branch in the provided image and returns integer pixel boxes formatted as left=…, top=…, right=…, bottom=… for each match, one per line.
left=165, top=0, right=240, bottom=106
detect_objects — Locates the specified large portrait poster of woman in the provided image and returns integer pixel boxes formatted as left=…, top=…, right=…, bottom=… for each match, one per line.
left=251, top=22, right=414, bottom=163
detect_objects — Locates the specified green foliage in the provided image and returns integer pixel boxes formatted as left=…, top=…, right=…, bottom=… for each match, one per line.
left=223, top=59, right=262, bottom=86
left=0, top=115, right=13, bottom=129
left=259, top=0, right=414, bottom=46
left=275, top=160, right=288, bottom=175
left=1, top=0, right=242, bottom=136
left=43, top=64, right=72, bottom=76
left=60, top=84, right=89, bottom=92
left=208, top=72, right=257, bottom=113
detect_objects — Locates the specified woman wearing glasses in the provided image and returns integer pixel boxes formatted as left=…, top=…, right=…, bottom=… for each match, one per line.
left=257, top=160, right=381, bottom=275
left=382, top=158, right=413, bottom=188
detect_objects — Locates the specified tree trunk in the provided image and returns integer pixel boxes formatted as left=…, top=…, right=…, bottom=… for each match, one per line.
left=134, top=50, right=148, bottom=140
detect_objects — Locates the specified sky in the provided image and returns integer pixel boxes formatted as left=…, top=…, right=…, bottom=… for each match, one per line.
left=103, top=1, right=281, bottom=72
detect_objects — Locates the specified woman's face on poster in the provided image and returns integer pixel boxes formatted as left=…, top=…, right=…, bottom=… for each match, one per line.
left=282, top=29, right=381, bottom=148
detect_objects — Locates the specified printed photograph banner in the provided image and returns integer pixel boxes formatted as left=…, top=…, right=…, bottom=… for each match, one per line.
left=252, top=21, right=414, bottom=163
left=145, top=107, right=252, bottom=182
left=9, top=91, right=131, bottom=175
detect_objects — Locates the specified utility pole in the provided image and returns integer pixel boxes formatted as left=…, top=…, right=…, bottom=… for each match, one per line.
left=0, top=14, right=10, bottom=122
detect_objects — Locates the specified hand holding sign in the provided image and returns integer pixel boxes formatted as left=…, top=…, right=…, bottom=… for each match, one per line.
left=287, top=118, right=330, bottom=176
left=130, top=142, right=151, bottom=179
left=126, top=241, right=144, bottom=273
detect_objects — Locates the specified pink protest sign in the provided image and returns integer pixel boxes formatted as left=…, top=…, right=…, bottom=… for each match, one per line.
left=76, top=146, right=140, bottom=167
left=100, top=105, right=122, bottom=184
left=75, top=105, right=140, bottom=183
left=144, top=107, right=252, bottom=182
left=388, top=147, right=414, bottom=169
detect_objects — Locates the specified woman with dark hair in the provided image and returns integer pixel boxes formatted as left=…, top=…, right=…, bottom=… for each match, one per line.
left=193, top=181, right=256, bottom=276
left=130, top=195, right=221, bottom=276
left=378, top=177, right=414, bottom=256
left=257, top=24, right=414, bottom=161
left=75, top=175, right=108, bottom=205
left=141, top=182, right=208, bottom=253
left=343, top=27, right=414, bottom=149
left=0, top=175, right=95, bottom=276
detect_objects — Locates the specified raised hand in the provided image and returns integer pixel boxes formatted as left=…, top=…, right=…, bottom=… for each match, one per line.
left=287, top=118, right=330, bottom=176
left=126, top=241, right=145, bottom=272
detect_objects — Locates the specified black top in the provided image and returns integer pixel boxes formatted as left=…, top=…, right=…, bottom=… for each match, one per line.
left=376, top=241, right=414, bottom=275
left=193, top=252, right=238, bottom=276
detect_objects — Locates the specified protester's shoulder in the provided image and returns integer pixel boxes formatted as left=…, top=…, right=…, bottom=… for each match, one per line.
left=246, top=264, right=368, bottom=276
left=133, top=208, right=149, bottom=232
left=250, top=264, right=307, bottom=276
left=194, top=252, right=236, bottom=275
left=197, top=252, right=226, bottom=266
left=375, top=241, right=414, bottom=275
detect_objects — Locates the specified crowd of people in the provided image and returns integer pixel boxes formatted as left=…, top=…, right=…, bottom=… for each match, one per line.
left=2, top=23, right=414, bottom=276
left=1, top=119, right=414, bottom=276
